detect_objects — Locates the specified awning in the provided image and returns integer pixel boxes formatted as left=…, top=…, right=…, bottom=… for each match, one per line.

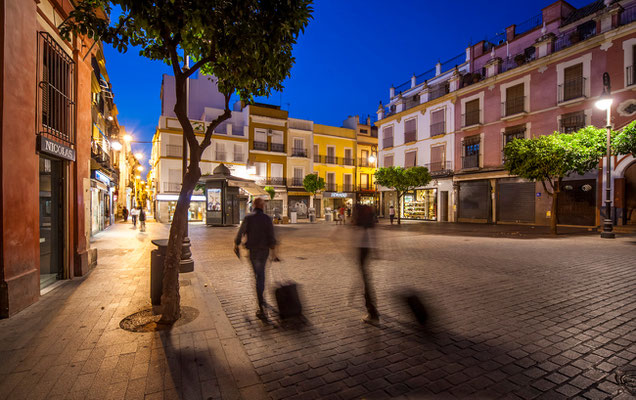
left=227, top=179, right=267, bottom=196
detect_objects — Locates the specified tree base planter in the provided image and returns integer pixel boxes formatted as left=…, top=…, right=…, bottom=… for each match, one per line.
left=119, top=306, right=199, bottom=332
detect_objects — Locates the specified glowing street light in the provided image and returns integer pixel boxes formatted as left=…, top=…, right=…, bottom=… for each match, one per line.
left=135, top=175, right=141, bottom=180
left=123, top=134, right=133, bottom=142
left=137, top=166, right=144, bottom=172
left=111, top=141, right=122, bottom=151
left=368, top=154, right=377, bottom=164
left=135, top=152, right=144, bottom=160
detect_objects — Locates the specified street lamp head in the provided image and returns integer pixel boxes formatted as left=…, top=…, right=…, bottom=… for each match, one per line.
left=596, top=72, right=613, bottom=110
left=368, top=154, right=377, bottom=163
left=111, top=141, right=122, bottom=151
left=137, top=166, right=144, bottom=172
left=123, top=134, right=133, bottom=142
left=135, top=175, right=141, bottom=180
left=135, top=152, right=144, bottom=160
left=107, top=115, right=114, bottom=121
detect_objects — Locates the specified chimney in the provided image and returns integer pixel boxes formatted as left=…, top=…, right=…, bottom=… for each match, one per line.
left=506, top=25, right=516, bottom=42
left=435, top=61, right=442, bottom=76
left=411, top=74, right=417, bottom=88
left=389, top=86, right=395, bottom=98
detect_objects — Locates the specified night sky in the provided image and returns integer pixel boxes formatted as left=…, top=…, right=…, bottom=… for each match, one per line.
left=103, top=0, right=591, bottom=159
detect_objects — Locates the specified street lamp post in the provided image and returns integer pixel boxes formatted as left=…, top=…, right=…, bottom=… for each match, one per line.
left=180, top=55, right=195, bottom=272
left=596, top=72, right=615, bottom=239
left=368, top=145, right=379, bottom=214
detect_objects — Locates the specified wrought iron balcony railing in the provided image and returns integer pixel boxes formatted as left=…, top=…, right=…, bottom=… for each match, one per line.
left=163, top=182, right=181, bottom=193
left=462, top=153, right=480, bottom=169
left=462, top=110, right=481, bottom=127
left=253, top=141, right=268, bottom=151
left=627, top=65, right=635, bottom=87
left=290, top=178, right=304, bottom=187
left=165, top=144, right=182, bottom=157
left=291, top=147, right=308, bottom=157
left=502, top=96, right=525, bottom=117
left=425, top=161, right=453, bottom=176
left=558, top=77, right=586, bottom=103
left=404, top=130, right=417, bottom=143
left=430, top=121, right=445, bottom=136
left=342, top=157, right=355, bottom=166
left=270, top=143, right=285, bottom=153
left=257, top=177, right=286, bottom=186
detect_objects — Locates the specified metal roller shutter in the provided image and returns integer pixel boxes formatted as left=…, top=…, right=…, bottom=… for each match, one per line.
left=497, top=182, right=535, bottom=222
left=458, top=180, right=490, bottom=220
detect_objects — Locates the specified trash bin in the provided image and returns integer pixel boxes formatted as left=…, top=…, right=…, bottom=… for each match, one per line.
left=290, top=211, right=297, bottom=224
left=150, top=239, right=168, bottom=305
left=308, top=207, right=315, bottom=223
left=324, top=207, right=332, bottom=222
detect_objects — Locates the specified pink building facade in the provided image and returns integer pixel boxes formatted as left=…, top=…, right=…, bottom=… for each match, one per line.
left=377, top=0, right=636, bottom=228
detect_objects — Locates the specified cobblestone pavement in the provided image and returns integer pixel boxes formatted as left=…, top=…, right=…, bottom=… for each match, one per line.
left=190, top=222, right=636, bottom=400
left=1, top=220, right=634, bottom=400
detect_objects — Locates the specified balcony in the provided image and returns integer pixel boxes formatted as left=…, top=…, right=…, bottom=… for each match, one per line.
left=429, top=84, right=449, bottom=101
left=430, top=121, right=445, bottom=137
left=165, top=144, right=182, bottom=157
left=382, top=137, right=393, bottom=149
left=502, top=96, right=525, bottom=117
left=291, top=147, right=308, bottom=157
left=558, top=77, right=586, bottom=103
left=621, top=6, right=636, bottom=25
left=233, top=153, right=245, bottom=162
left=324, top=155, right=337, bottom=164
left=215, top=152, right=226, bottom=161
left=163, top=182, right=181, bottom=193
left=560, top=113, right=586, bottom=133
left=462, top=153, right=480, bottom=169
left=462, top=110, right=481, bottom=128
left=270, top=143, right=285, bottom=153
left=257, top=177, right=286, bottom=186
left=342, top=184, right=354, bottom=192
left=425, top=161, right=453, bottom=177
left=404, top=130, right=417, bottom=143
left=91, top=141, right=112, bottom=170
left=313, top=154, right=321, bottom=163
left=357, top=183, right=375, bottom=192
left=342, top=157, right=355, bottom=166
left=325, top=182, right=337, bottom=191
left=290, top=177, right=304, bottom=187
left=627, top=65, right=635, bottom=87
left=358, top=158, right=376, bottom=168
left=253, top=141, right=268, bottom=151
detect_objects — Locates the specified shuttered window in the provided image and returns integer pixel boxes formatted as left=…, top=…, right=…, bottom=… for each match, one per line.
left=505, top=84, right=525, bottom=116
left=430, top=109, right=445, bottom=136
left=430, top=145, right=444, bottom=172
left=405, top=151, right=417, bottom=167
left=562, top=63, right=584, bottom=101
left=464, top=99, right=480, bottom=126
left=384, top=155, right=394, bottom=167
left=383, top=126, right=394, bottom=148
left=404, top=118, right=417, bottom=143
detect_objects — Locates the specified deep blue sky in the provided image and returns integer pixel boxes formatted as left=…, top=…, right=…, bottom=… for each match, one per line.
left=104, top=0, right=591, bottom=158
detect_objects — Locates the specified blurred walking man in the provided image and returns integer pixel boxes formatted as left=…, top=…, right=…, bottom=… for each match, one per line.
left=235, top=197, right=277, bottom=319
left=353, top=204, right=379, bottom=324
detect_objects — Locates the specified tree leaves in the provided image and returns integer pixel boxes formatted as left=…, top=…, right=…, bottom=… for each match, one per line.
left=374, top=166, right=432, bottom=195
left=303, top=174, right=325, bottom=195
left=613, top=120, right=636, bottom=156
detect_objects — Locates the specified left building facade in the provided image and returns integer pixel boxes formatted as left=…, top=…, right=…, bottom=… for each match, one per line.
left=0, top=0, right=113, bottom=317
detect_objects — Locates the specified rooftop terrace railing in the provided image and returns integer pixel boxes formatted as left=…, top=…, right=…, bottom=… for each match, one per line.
left=515, top=13, right=543, bottom=36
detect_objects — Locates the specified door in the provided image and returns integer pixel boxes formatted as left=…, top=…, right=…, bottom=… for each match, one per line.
left=458, top=180, right=490, bottom=221
left=557, top=179, right=596, bottom=226
left=361, top=150, right=368, bottom=167
left=327, top=146, right=335, bottom=164
left=344, top=174, right=352, bottom=192
left=440, top=191, right=449, bottom=221
left=327, top=172, right=336, bottom=191
left=39, top=156, right=63, bottom=289
left=624, top=163, right=636, bottom=224
left=344, top=148, right=352, bottom=165
left=360, top=174, right=369, bottom=190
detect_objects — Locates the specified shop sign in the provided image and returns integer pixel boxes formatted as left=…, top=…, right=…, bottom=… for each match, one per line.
left=38, top=136, right=76, bottom=161
left=156, top=194, right=206, bottom=201
left=94, top=170, right=111, bottom=185
left=325, top=192, right=348, bottom=198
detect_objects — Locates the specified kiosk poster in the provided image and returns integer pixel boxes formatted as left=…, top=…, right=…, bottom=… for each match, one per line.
left=207, top=189, right=222, bottom=211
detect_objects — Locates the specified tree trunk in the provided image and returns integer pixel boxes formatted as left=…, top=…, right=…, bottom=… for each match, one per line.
left=397, top=191, right=401, bottom=225
left=159, top=164, right=201, bottom=324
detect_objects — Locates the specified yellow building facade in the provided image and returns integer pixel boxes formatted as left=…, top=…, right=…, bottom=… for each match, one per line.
left=355, top=117, right=379, bottom=206
left=312, top=124, right=357, bottom=215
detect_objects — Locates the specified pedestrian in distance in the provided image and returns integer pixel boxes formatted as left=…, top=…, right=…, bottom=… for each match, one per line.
left=122, top=206, right=129, bottom=222
left=130, top=206, right=139, bottom=228
left=352, top=204, right=379, bottom=324
left=389, top=204, right=395, bottom=225
left=234, top=197, right=278, bottom=319
left=338, top=206, right=345, bottom=225
left=139, top=207, right=146, bottom=232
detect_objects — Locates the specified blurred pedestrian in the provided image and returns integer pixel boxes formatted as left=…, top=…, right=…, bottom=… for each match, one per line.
left=122, top=206, right=129, bottom=222
left=338, top=206, right=345, bottom=225
left=130, top=206, right=139, bottom=228
left=139, top=207, right=146, bottom=232
left=234, top=197, right=277, bottom=319
left=353, top=204, right=379, bottom=324
left=389, top=204, right=395, bottom=225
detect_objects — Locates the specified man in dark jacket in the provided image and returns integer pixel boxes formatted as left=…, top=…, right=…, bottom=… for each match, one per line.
left=234, top=197, right=277, bottom=318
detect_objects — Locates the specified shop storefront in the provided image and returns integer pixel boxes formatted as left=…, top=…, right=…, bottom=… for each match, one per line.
left=322, top=191, right=355, bottom=216
left=288, top=193, right=310, bottom=219
left=458, top=180, right=491, bottom=222
left=90, top=170, right=114, bottom=235
left=402, top=189, right=437, bottom=220
left=357, top=193, right=376, bottom=207
left=39, top=156, right=65, bottom=290
left=169, top=201, right=205, bottom=222
left=155, top=194, right=206, bottom=223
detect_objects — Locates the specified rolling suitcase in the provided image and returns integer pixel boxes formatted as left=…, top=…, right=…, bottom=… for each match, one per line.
left=274, top=282, right=302, bottom=319
left=404, top=293, right=428, bottom=325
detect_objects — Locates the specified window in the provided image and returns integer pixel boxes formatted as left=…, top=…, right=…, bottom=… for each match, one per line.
left=384, top=155, right=394, bottom=167
left=627, top=44, right=636, bottom=87
left=430, top=109, right=445, bottom=136
left=560, top=63, right=584, bottom=102
left=462, top=135, right=480, bottom=169
left=271, top=131, right=284, bottom=152
left=343, top=174, right=352, bottom=191
left=503, top=125, right=526, bottom=146
left=313, top=144, right=319, bottom=162
left=326, top=172, right=336, bottom=191
left=430, top=145, right=445, bottom=172
left=292, top=138, right=305, bottom=157
left=254, top=129, right=267, bottom=150
left=404, top=118, right=417, bottom=143
left=255, top=162, right=267, bottom=177
left=344, top=148, right=353, bottom=165
left=233, top=144, right=243, bottom=162
left=504, top=84, right=525, bottom=116
left=39, top=32, right=75, bottom=145
left=361, top=149, right=369, bottom=167
left=560, top=111, right=586, bottom=133
left=360, top=174, right=369, bottom=189
left=382, top=126, right=394, bottom=149
left=292, top=167, right=303, bottom=186
left=464, top=99, right=480, bottom=127
left=326, top=146, right=336, bottom=164
left=215, top=142, right=225, bottom=161
left=405, top=150, right=417, bottom=168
